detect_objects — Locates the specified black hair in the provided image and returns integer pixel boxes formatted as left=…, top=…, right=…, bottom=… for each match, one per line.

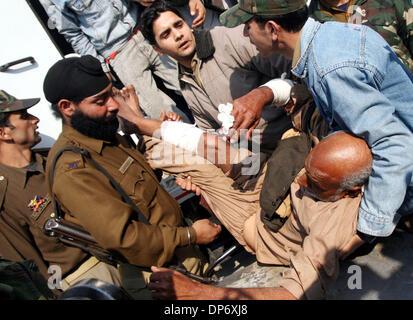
left=0, top=112, right=11, bottom=128
left=50, top=96, right=83, bottom=121
left=252, top=5, right=309, bottom=33
left=139, top=0, right=184, bottom=46
left=51, top=103, right=63, bottom=120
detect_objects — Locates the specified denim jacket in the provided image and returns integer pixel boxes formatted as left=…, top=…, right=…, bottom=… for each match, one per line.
left=292, top=18, right=413, bottom=237
left=40, top=0, right=138, bottom=71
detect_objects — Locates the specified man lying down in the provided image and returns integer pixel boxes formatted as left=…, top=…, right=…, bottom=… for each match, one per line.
left=115, top=84, right=372, bottom=300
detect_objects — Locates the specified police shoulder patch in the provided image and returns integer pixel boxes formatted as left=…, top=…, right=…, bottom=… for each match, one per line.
left=68, top=160, right=81, bottom=170
left=61, top=152, right=85, bottom=171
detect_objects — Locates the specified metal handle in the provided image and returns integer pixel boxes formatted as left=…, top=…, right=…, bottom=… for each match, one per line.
left=0, top=57, right=36, bottom=72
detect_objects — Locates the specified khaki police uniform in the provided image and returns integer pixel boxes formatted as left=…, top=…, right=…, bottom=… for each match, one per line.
left=46, top=125, right=206, bottom=283
left=0, top=152, right=121, bottom=290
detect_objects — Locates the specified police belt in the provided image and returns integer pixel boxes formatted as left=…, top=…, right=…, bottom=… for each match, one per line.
left=61, top=256, right=101, bottom=288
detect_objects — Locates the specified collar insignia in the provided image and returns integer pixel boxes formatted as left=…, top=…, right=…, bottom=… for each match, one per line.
left=27, top=195, right=50, bottom=220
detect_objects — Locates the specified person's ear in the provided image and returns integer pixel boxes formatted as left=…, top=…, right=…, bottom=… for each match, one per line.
left=297, top=172, right=309, bottom=188
left=0, top=126, right=11, bottom=141
left=344, top=186, right=362, bottom=198
left=266, top=20, right=280, bottom=40
left=152, top=44, right=164, bottom=56
left=58, top=99, right=76, bottom=118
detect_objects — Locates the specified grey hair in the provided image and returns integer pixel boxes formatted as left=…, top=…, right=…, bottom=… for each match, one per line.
left=338, top=165, right=372, bottom=192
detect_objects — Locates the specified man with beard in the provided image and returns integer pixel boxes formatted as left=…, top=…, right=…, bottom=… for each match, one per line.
left=0, top=90, right=119, bottom=294
left=102, top=87, right=374, bottom=300
left=42, top=55, right=221, bottom=298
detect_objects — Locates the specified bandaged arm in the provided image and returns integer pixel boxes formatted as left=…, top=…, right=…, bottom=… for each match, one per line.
left=128, top=117, right=238, bottom=172
left=160, top=121, right=204, bottom=154
left=260, top=78, right=295, bottom=106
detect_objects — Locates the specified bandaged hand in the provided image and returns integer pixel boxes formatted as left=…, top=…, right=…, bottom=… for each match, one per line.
left=217, top=103, right=235, bottom=136
left=161, top=121, right=204, bottom=154
left=260, top=78, right=295, bottom=107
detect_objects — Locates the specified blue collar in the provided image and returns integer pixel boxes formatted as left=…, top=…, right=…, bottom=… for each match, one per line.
left=291, top=18, right=322, bottom=80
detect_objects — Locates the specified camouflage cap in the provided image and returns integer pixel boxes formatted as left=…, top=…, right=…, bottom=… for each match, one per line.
left=219, top=0, right=307, bottom=27
left=0, top=90, right=40, bottom=113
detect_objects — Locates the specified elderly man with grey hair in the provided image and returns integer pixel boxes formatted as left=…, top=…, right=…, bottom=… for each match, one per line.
left=110, top=92, right=373, bottom=299
left=144, top=131, right=373, bottom=300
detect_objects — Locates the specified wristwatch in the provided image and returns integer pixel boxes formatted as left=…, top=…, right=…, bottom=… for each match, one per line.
left=356, top=230, right=377, bottom=244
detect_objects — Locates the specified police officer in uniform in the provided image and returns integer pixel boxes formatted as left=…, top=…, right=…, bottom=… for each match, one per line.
left=0, top=90, right=122, bottom=293
left=42, top=55, right=221, bottom=299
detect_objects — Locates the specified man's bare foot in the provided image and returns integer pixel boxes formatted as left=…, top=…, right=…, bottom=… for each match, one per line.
left=113, top=85, right=146, bottom=134
left=113, top=84, right=145, bottom=120
left=120, top=84, right=143, bottom=115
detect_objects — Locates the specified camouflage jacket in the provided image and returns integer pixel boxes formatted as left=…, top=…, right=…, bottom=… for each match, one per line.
left=309, top=0, right=413, bottom=73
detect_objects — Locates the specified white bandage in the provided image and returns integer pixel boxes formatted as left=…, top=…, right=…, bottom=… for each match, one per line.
left=217, top=103, right=234, bottom=135
left=260, top=78, right=295, bottom=106
left=160, top=121, right=204, bottom=154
